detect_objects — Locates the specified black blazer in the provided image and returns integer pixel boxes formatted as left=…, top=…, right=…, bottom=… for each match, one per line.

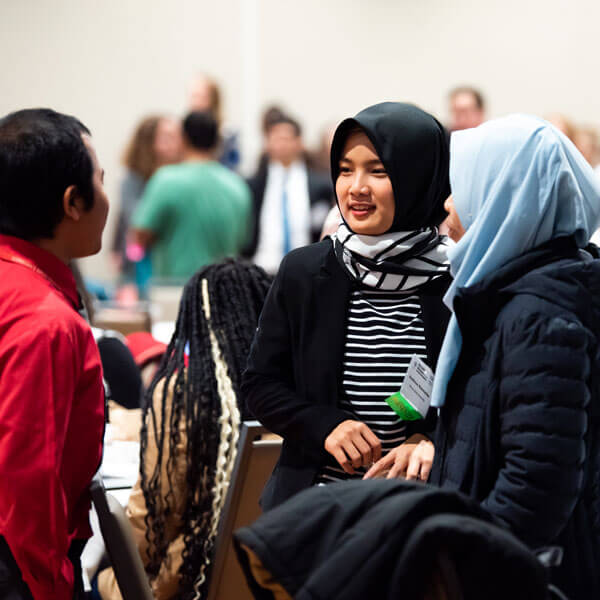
left=242, top=239, right=451, bottom=510
left=242, top=163, right=333, bottom=257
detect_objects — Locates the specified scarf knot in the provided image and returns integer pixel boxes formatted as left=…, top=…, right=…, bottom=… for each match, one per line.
left=332, top=223, right=450, bottom=292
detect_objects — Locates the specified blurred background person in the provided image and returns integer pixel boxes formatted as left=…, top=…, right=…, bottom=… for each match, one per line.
left=545, top=113, right=576, bottom=141
left=261, top=104, right=287, bottom=135
left=245, top=114, right=333, bottom=273
left=96, top=260, right=273, bottom=600
left=307, top=122, right=338, bottom=176
left=574, top=124, right=599, bottom=167
left=131, top=111, right=251, bottom=282
left=111, top=115, right=182, bottom=293
left=187, top=73, right=240, bottom=170
left=125, top=331, right=167, bottom=391
left=248, top=104, right=289, bottom=187
left=448, top=85, right=486, bottom=132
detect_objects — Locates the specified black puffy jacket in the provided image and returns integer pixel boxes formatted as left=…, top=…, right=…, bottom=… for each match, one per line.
left=234, top=480, right=551, bottom=600
left=430, top=237, right=600, bottom=599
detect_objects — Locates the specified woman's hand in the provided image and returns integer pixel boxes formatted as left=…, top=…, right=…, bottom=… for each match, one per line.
left=324, top=420, right=382, bottom=474
left=363, top=434, right=434, bottom=481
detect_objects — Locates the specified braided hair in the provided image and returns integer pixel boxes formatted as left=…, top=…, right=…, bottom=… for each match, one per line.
left=139, top=260, right=273, bottom=599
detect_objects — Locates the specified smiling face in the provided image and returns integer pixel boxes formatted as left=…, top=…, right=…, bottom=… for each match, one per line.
left=336, top=130, right=395, bottom=235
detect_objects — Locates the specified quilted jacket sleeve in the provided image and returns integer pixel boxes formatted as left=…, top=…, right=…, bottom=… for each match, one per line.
left=481, top=313, right=593, bottom=548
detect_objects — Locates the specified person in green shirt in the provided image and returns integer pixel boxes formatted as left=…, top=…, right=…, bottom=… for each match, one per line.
left=132, top=111, right=251, bottom=281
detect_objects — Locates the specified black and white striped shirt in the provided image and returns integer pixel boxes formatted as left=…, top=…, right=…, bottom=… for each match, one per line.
left=317, top=289, right=427, bottom=483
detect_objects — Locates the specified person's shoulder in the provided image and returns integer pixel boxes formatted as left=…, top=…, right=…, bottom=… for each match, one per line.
left=500, top=255, right=597, bottom=324
left=207, top=162, right=251, bottom=196
left=207, top=161, right=244, bottom=182
left=0, top=265, right=92, bottom=353
left=269, top=240, right=336, bottom=303
left=145, top=164, right=189, bottom=191
left=495, top=276, right=591, bottom=349
left=281, top=239, right=333, bottom=277
left=8, top=298, right=88, bottom=350
left=42, top=292, right=91, bottom=333
left=146, top=165, right=204, bottom=207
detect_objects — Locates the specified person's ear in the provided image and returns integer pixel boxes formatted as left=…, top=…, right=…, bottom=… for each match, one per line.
left=62, top=185, right=85, bottom=222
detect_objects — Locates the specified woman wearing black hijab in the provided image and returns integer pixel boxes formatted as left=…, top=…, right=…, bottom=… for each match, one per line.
left=243, top=102, right=452, bottom=510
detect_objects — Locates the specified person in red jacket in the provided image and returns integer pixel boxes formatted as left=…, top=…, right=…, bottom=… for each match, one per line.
left=0, top=109, right=108, bottom=599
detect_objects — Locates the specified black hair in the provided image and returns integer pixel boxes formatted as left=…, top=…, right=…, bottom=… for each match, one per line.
left=0, top=108, right=93, bottom=240
left=265, top=114, right=302, bottom=137
left=139, top=259, right=273, bottom=599
left=182, top=111, right=218, bottom=151
left=449, top=86, right=486, bottom=111
left=261, top=105, right=287, bottom=134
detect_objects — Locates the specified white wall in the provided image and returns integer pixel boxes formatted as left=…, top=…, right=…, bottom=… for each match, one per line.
left=1, top=0, right=599, bottom=280
left=260, top=0, right=600, bottom=134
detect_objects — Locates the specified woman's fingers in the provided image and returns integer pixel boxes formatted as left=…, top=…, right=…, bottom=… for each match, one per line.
left=385, top=446, right=410, bottom=479
left=333, top=446, right=355, bottom=474
left=363, top=453, right=393, bottom=479
left=419, top=449, right=433, bottom=481
left=342, top=440, right=364, bottom=470
left=362, top=438, right=436, bottom=481
left=386, top=453, right=409, bottom=479
left=352, top=434, right=373, bottom=467
left=324, top=420, right=382, bottom=473
left=405, top=454, right=421, bottom=480
left=361, top=427, right=382, bottom=463
left=405, top=441, right=434, bottom=481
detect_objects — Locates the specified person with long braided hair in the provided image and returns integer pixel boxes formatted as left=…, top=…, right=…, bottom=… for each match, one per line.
left=97, top=260, right=273, bottom=600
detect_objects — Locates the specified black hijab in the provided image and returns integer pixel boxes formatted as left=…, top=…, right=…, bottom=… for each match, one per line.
left=330, top=102, right=450, bottom=233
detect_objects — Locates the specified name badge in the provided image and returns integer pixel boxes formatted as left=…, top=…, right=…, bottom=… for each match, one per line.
left=385, top=355, right=434, bottom=420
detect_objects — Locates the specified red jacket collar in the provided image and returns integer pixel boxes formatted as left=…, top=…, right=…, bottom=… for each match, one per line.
left=0, top=235, right=81, bottom=309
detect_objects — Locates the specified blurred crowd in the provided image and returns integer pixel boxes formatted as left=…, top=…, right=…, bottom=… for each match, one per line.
left=104, top=77, right=600, bottom=304
left=3, top=75, right=600, bottom=600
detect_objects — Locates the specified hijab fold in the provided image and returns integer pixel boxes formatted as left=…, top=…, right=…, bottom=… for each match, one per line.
left=431, top=114, right=600, bottom=408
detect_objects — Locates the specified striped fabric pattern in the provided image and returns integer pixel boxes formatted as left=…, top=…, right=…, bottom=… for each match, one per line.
left=333, top=224, right=450, bottom=292
left=316, top=289, right=427, bottom=483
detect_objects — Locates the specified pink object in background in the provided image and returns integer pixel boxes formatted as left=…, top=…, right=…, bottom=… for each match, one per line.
left=126, top=242, right=145, bottom=262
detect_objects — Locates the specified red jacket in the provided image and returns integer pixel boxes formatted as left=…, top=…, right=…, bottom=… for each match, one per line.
left=0, top=235, right=104, bottom=599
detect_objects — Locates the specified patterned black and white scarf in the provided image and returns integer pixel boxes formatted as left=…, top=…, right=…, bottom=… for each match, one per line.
left=332, top=223, right=450, bottom=292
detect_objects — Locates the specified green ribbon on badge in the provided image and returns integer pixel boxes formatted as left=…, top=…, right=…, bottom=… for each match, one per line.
left=385, top=391, right=423, bottom=421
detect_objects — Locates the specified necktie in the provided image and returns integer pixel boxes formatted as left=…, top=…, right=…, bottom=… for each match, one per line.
left=282, top=172, right=291, bottom=255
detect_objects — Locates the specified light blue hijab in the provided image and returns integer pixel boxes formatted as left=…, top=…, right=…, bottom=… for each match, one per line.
left=431, top=114, right=600, bottom=408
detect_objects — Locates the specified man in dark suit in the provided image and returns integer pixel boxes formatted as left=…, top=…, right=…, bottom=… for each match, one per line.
left=244, top=115, right=333, bottom=273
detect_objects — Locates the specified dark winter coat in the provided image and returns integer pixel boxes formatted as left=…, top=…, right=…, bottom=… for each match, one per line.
left=429, top=236, right=600, bottom=599
left=242, top=239, right=451, bottom=510
left=233, top=479, right=550, bottom=600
